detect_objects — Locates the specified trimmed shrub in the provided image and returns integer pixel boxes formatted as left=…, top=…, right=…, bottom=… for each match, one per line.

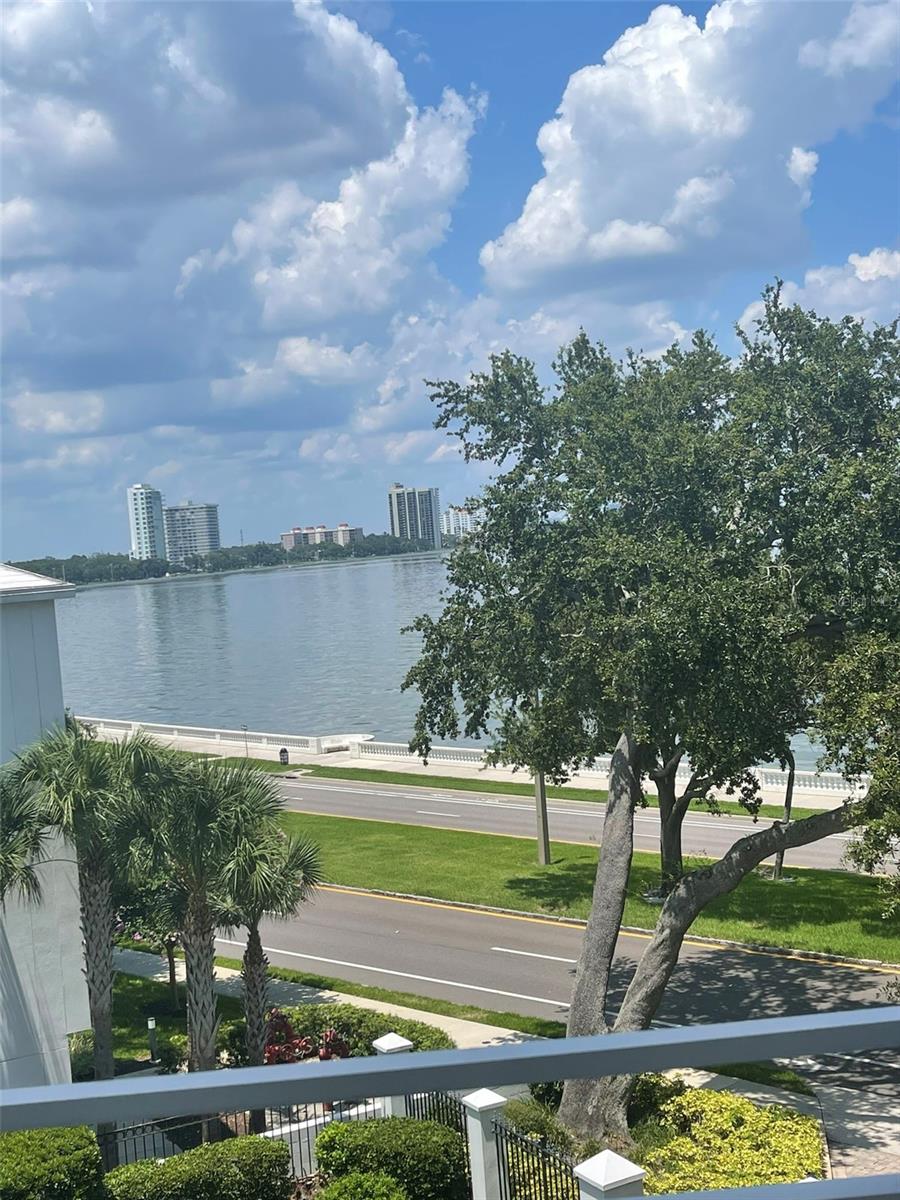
left=627, top=1073, right=687, bottom=1126
left=105, top=1135, right=291, bottom=1200
left=643, top=1090, right=824, bottom=1194
left=69, top=1030, right=96, bottom=1082
left=0, top=1126, right=104, bottom=1200
left=316, top=1118, right=467, bottom=1200
left=155, top=1033, right=188, bottom=1074
left=222, top=1004, right=454, bottom=1066
left=317, top=1171, right=409, bottom=1200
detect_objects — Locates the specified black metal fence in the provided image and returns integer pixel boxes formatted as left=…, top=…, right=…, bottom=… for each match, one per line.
left=494, top=1119, right=578, bottom=1200
left=405, top=1088, right=468, bottom=1137
left=97, top=1097, right=379, bottom=1181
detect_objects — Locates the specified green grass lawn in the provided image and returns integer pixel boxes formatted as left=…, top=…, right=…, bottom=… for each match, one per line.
left=281, top=811, right=898, bottom=962
left=111, top=973, right=243, bottom=1061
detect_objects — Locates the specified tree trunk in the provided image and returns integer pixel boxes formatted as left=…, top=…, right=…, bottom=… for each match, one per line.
left=78, top=865, right=116, bottom=1081
left=164, top=938, right=180, bottom=1012
left=773, top=751, right=796, bottom=880
left=181, top=896, right=219, bottom=1073
left=242, top=924, right=269, bottom=1066
left=534, top=771, right=551, bottom=866
left=570, top=801, right=861, bottom=1142
left=558, top=733, right=641, bottom=1139
left=656, top=774, right=683, bottom=896
left=242, top=923, right=269, bottom=1133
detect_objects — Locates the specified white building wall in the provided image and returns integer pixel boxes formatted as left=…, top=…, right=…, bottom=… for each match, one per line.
left=0, top=576, right=90, bottom=1089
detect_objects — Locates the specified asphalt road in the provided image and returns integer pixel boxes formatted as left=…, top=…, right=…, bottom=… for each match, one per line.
left=276, top=775, right=853, bottom=871
left=216, top=885, right=899, bottom=1097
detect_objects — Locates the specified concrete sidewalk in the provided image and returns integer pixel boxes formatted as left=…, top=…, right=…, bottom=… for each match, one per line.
left=115, top=946, right=534, bottom=1050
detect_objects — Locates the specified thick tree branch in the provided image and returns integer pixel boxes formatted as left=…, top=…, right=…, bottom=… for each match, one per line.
left=613, top=799, right=866, bottom=1034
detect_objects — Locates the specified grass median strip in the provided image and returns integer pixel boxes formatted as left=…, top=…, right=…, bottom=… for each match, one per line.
left=281, top=811, right=897, bottom=962
left=295, top=763, right=824, bottom=821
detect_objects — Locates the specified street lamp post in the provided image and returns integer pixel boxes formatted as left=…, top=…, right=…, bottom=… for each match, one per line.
left=241, top=723, right=249, bottom=758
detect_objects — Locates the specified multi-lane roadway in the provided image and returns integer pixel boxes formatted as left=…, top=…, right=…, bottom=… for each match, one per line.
left=216, top=884, right=899, bottom=1096
left=275, top=774, right=853, bottom=870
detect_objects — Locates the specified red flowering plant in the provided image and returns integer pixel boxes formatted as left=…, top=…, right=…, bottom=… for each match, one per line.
left=262, top=1008, right=314, bottom=1066
left=317, top=1027, right=351, bottom=1061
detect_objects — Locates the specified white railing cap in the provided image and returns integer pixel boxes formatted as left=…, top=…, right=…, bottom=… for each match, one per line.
left=575, top=1149, right=645, bottom=1188
left=462, top=1087, right=507, bottom=1113
left=372, top=1033, right=414, bottom=1055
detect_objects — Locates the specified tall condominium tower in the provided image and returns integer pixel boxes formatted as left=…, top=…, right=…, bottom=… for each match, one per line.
left=387, top=482, right=441, bottom=549
left=126, top=484, right=166, bottom=560
left=163, top=501, right=221, bottom=566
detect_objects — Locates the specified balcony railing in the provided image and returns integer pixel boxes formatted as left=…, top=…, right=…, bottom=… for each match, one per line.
left=3, top=1008, right=898, bottom=1200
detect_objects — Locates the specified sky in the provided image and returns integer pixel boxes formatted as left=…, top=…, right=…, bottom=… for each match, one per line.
left=2, top=0, right=898, bottom=560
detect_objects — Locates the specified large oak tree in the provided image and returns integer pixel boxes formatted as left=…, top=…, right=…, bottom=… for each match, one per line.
left=405, top=288, right=898, bottom=1139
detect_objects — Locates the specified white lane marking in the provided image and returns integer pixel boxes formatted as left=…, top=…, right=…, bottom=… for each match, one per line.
left=216, top=938, right=570, bottom=1009
left=493, top=946, right=578, bottom=965
left=416, top=810, right=458, bottom=817
left=281, top=781, right=851, bottom=842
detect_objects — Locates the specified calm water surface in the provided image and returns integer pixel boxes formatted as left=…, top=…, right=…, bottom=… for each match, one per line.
left=57, top=555, right=447, bottom=740
left=57, top=552, right=822, bottom=767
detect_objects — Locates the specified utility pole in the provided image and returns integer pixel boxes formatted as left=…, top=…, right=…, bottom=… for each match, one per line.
left=534, top=770, right=551, bottom=866
left=240, top=528, right=244, bottom=547
left=773, top=748, right=796, bottom=881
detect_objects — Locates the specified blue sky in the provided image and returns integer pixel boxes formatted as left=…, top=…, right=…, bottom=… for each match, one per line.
left=2, top=0, right=898, bottom=559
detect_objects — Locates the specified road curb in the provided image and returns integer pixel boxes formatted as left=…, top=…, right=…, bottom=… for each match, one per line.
left=323, top=883, right=900, bottom=971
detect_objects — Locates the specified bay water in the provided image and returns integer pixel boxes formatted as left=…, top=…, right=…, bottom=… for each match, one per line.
left=56, top=553, right=822, bottom=769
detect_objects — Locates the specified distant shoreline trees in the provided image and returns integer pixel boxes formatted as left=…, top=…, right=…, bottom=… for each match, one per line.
left=11, top=535, right=436, bottom=585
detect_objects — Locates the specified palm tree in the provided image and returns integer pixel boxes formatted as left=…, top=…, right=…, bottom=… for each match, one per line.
left=152, top=758, right=286, bottom=1072
left=0, top=770, right=48, bottom=906
left=221, top=830, right=322, bottom=1067
left=11, top=726, right=173, bottom=1081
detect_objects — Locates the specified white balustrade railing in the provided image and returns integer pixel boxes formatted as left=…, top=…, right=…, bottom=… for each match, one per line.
left=3, top=1009, right=898, bottom=1200
left=78, top=717, right=867, bottom=795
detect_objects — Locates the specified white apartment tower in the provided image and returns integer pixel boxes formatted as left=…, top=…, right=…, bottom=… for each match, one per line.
left=387, top=483, right=441, bottom=549
left=164, top=501, right=221, bottom=566
left=440, top=505, right=482, bottom=539
left=127, top=484, right=166, bottom=560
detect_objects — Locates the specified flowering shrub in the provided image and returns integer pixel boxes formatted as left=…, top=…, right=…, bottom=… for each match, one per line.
left=643, top=1090, right=824, bottom=1194
left=260, top=1009, right=350, bottom=1066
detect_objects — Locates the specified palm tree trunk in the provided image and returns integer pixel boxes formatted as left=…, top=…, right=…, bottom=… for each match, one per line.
left=242, top=924, right=269, bottom=1066
left=164, top=937, right=180, bottom=1012
left=78, top=864, right=116, bottom=1081
left=242, top=923, right=269, bottom=1133
left=181, top=896, right=219, bottom=1073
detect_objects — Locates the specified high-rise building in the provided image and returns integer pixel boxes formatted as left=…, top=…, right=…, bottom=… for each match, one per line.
left=127, top=484, right=166, bottom=560
left=164, top=501, right=221, bottom=566
left=440, top=505, right=482, bottom=539
left=281, top=523, right=363, bottom=550
left=387, top=483, right=441, bottom=549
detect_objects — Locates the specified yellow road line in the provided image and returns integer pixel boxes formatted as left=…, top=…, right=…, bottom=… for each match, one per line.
left=318, top=884, right=900, bottom=977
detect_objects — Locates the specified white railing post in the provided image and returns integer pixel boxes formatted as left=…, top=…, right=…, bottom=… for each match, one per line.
left=372, top=1033, right=413, bottom=1118
left=462, top=1088, right=506, bottom=1200
left=575, top=1150, right=645, bottom=1199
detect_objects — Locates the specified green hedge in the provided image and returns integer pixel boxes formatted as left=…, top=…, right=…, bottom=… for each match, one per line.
left=316, top=1118, right=468, bottom=1200
left=644, top=1090, right=824, bottom=1194
left=221, top=1003, right=454, bottom=1065
left=105, top=1136, right=291, bottom=1200
left=317, top=1171, right=409, bottom=1200
left=0, top=1126, right=104, bottom=1200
